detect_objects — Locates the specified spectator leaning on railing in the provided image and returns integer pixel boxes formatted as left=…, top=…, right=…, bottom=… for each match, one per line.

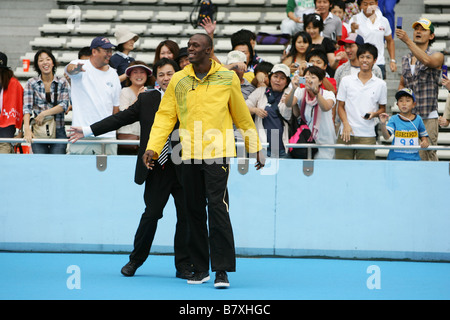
left=0, top=52, right=23, bottom=154
left=65, top=36, right=121, bottom=155
left=23, top=49, right=70, bottom=154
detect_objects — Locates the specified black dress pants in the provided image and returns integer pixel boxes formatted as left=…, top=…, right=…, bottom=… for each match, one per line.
left=129, top=159, right=190, bottom=271
left=181, top=159, right=236, bottom=273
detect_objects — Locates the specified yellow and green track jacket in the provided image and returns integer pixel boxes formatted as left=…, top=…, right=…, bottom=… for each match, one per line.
left=146, top=59, right=262, bottom=160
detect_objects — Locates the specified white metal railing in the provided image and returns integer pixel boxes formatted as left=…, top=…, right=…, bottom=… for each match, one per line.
left=1, top=138, right=449, bottom=158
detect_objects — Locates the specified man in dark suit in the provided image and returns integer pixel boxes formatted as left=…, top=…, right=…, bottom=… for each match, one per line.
left=68, top=58, right=191, bottom=279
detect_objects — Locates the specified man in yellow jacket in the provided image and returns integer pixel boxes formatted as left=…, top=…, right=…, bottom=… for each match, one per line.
left=143, top=33, right=265, bottom=288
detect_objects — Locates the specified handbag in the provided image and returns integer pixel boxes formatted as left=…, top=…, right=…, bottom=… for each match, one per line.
left=31, top=82, right=58, bottom=139
left=31, top=115, right=56, bottom=139
left=288, top=90, right=319, bottom=159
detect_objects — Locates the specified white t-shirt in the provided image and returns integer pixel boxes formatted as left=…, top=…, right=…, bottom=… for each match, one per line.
left=65, top=59, right=121, bottom=138
left=294, top=87, right=337, bottom=159
left=337, top=73, right=387, bottom=137
left=352, top=11, right=392, bottom=65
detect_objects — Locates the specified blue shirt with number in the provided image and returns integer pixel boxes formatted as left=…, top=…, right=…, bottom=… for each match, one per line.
left=386, top=114, right=428, bottom=161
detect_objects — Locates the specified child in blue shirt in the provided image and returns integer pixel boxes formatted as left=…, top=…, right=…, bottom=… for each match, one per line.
left=379, top=88, right=429, bottom=161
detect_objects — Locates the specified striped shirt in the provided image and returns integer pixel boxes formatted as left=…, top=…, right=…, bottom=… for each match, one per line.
left=23, top=75, right=70, bottom=128
left=401, top=48, right=441, bottom=119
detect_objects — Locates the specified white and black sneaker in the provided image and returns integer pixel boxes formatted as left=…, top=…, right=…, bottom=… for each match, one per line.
left=214, top=271, right=230, bottom=288
left=187, top=271, right=210, bottom=284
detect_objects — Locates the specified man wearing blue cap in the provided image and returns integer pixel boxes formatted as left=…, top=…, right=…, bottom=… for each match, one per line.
left=65, top=36, right=121, bottom=155
left=379, top=88, right=429, bottom=161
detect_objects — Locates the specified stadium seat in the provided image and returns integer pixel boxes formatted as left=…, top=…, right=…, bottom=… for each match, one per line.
left=39, top=24, right=72, bottom=35
left=263, top=12, right=286, bottom=23
left=139, top=38, right=167, bottom=50
left=221, top=25, right=256, bottom=36
left=59, top=52, right=80, bottom=63
left=260, top=54, right=282, bottom=64
left=74, top=24, right=111, bottom=35
left=57, top=0, right=85, bottom=3
left=211, top=0, right=230, bottom=4
left=423, top=13, right=450, bottom=23
left=268, top=0, right=288, bottom=5
left=214, top=39, right=232, bottom=51
left=83, top=10, right=118, bottom=21
left=434, top=27, right=450, bottom=38
left=119, top=10, right=154, bottom=21
left=112, top=24, right=148, bottom=36
left=182, top=26, right=210, bottom=37
left=46, top=9, right=74, bottom=21
left=30, top=37, right=67, bottom=49
left=234, top=0, right=266, bottom=5
left=134, top=53, right=155, bottom=65
left=126, top=0, right=158, bottom=3
left=155, top=11, right=190, bottom=22
left=66, top=37, right=94, bottom=49
left=19, top=52, right=37, bottom=63
left=161, top=0, right=195, bottom=4
left=432, top=41, right=447, bottom=52
left=258, top=25, right=281, bottom=33
left=228, top=12, right=261, bottom=23
left=147, top=24, right=183, bottom=35
left=91, top=0, right=123, bottom=4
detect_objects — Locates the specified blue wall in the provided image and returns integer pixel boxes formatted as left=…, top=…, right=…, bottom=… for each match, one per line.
left=1, top=154, right=449, bottom=261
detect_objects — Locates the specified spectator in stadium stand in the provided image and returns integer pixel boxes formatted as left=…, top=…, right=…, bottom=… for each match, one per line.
left=226, top=50, right=256, bottom=100
left=343, top=0, right=360, bottom=23
left=176, top=47, right=190, bottom=70
left=251, top=61, right=274, bottom=89
left=314, top=0, right=343, bottom=42
left=153, top=40, right=180, bottom=65
left=65, top=36, right=121, bottom=155
left=246, top=64, right=292, bottom=158
left=282, top=31, right=312, bottom=76
left=116, top=61, right=154, bottom=155
left=350, top=0, right=397, bottom=79
left=230, top=39, right=256, bottom=83
left=378, top=0, right=399, bottom=37
left=303, top=13, right=339, bottom=75
left=23, top=49, right=70, bottom=154
left=0, top=52, right=23, bottom=154
left=284, top=65, right=337, bottom=159
left=334, top=32, right=383, bottom=89
left=78, top=46, right=91, bottom=60
left=335, top=43, right=387, bottom=160
left=396, top=18, right=444, bottom=161
left=110, top=26, right=139, bottom=87
left=280, top=0, right=316, bottom=36
left=231, top=29, right=264, bottom=73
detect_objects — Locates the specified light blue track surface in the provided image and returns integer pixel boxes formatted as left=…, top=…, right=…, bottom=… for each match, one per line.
left=1, top=252, right=449, bottom=300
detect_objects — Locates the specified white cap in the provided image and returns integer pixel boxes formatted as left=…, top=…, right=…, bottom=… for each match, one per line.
left=271, top=64, right=290, bottom=77
left=227, top=50, right=247, bottom=64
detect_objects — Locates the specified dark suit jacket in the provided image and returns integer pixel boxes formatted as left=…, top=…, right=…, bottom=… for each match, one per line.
left=90, top=89, right=169, bottom=185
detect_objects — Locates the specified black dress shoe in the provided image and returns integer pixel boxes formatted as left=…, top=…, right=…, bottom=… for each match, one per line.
left=121, top=261, right=142, bottom=277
